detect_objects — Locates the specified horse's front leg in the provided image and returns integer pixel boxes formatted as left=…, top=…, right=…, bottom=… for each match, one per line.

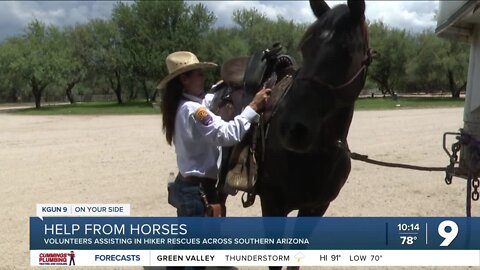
left=259, top=186, right=289, bottom=270
left=298, top=203, right=330, bottom=217
left=259, top=185, right=289, bottom=217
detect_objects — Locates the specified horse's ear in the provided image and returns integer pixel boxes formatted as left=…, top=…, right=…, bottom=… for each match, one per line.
left=310, top=0, right=330, bottom=19
left=347, top=0, right=366, bottom=23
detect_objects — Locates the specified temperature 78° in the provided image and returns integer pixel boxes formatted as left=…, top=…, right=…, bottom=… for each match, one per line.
left=400, top=235, right=418, bottom=245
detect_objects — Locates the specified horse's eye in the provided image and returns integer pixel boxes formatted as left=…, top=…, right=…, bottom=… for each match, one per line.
left=319, top=30, right=334, bottom=42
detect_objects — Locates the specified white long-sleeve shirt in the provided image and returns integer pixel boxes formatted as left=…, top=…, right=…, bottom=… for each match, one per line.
left=173, top=92, right=259, bottom=179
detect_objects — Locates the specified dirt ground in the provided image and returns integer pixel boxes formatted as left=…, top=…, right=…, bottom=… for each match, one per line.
left=1, top=107, right=478, bottom=269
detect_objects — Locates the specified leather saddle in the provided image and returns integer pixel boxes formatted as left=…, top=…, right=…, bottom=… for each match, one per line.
left=210, top=44, right=297, bottom=120
left=209, top=44, right=297, bottom=207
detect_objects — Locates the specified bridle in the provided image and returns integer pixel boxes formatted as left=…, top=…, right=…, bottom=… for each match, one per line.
left=263, top=19, right=374, bottom=141
left=298, top=22, right=373, bottom=92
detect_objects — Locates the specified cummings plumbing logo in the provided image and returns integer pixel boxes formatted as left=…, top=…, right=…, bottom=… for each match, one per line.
left=39, top=251, right=75, bottom=266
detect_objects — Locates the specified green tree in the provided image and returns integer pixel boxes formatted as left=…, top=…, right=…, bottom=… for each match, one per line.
left=405, top=31, right=445, bottom=92
left=406, top=31, right=468, bottom=97
left=8, top=20, right=63, bottom=108
left=368, top=21, right=409, bottom=96
left=0, top=40, right=27, bottom=102
left=84, top=19, right=126, bottom=104
left=112, top=0, right=216, bottom=102
left=198, top=27, right=250, bottom=67
left=54, top=25, right=92, bottom=104
left=442, top=38, right=469, bottom=98
left=232, top=8, right=306, bottom=62
left=111, top=2, right=141, bottom=101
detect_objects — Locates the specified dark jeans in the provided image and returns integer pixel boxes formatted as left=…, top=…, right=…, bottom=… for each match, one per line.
left=168, top=174, right=218, bottom=217
left=166, top=174, right=219, bottom=270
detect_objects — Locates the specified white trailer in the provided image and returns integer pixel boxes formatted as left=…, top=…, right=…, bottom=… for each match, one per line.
left=436, top=1, right=480, bottom=216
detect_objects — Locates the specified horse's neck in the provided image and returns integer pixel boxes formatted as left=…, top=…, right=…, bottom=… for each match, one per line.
left=317, top=105, right=354, bottom=151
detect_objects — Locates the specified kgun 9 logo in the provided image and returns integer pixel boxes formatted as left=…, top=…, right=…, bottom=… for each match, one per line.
left=438, top=220, right=458, bottom=247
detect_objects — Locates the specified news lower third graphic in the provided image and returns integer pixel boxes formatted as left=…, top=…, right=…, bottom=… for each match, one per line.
left=31, top=204, right=480, bottom=266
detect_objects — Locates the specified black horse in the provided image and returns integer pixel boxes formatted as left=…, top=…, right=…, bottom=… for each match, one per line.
left=257, top=0, right=370, bottom=217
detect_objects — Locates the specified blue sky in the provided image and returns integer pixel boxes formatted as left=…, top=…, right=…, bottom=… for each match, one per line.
left=0, top=1, right=438, bottom=41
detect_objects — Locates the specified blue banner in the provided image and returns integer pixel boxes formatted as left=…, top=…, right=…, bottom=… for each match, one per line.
left=30, top=217, right=480, bottom=250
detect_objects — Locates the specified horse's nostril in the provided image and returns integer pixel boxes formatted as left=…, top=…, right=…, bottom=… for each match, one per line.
left=290, top=123, right=309, bottom=138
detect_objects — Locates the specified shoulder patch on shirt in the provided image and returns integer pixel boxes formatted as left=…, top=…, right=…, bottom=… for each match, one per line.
left=194, top=106, right=213, bottom=126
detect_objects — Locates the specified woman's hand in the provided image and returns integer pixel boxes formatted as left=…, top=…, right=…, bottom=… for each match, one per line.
left=249, top=87, right=272, bottom=112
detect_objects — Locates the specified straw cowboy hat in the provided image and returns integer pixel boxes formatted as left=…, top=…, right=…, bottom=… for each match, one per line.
left=157, top=51, right=217, bottom=90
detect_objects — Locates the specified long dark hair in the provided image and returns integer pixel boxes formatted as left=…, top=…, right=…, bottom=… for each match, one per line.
left=160, top=77, right=184, bottom=145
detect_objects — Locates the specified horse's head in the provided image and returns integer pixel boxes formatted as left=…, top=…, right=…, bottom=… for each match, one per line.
left=277, top=0, right=369, bottom=154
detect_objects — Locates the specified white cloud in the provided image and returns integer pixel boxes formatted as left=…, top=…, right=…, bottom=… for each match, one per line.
left=66, top=6, right=91, bottom=24
left=365, top=1, right=437, bottom=32
left=194, top=0, right=438, bottom=33
left=0, top=1, right=115, bottom=40
left=90, top=1, right=117, bottom=20
left=194, top=0, right=316, bottom=27
left=0, top=0, right=439, bottom=41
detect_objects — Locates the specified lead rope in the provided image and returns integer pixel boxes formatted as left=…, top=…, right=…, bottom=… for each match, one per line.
left=349, top=152, right=447, bottom=172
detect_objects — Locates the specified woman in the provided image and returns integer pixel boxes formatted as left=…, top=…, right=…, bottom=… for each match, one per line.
left=158, top=51, right=270, bottom=217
